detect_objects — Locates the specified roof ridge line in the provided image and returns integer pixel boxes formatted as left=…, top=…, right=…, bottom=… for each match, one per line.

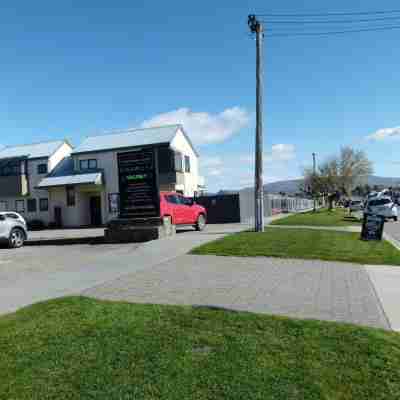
left=0, top=139, right=65, bottom=150
left=84, top=124, right=182, bottom=139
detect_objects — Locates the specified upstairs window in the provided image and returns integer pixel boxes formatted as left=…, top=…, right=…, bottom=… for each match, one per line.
left=184, top=156, right=191, bottom=173
left=37, top=164, right=48, bottom=175
left=174, top=153, right=183, bottom=172
left=80, top=159, right=98, bottom=171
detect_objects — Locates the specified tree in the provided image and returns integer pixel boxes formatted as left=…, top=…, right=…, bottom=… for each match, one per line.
left=339, top=147, right=373, bottom=197
left=302, top=147, right=373, bottom=210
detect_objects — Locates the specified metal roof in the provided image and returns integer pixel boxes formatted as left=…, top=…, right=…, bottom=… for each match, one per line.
left=72, top=125, right=181, bottom=154
left=37, top=172, right=103, bottom=188
left=0, top=140, right=66, bottom=160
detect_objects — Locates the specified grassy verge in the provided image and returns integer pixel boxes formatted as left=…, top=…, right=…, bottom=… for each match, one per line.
left=191, top=228, right=400, bottom=265
left=272, top=208, right=361, bottom=227
left=1, top=297, right=400, bottom=399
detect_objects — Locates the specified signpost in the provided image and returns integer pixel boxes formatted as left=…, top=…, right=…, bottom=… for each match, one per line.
left=361, top=213, right=385, bottom=241
left=118, top=149, right=160, bottom=219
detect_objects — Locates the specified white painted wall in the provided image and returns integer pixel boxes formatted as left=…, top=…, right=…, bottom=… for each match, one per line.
left=48, top=186, right=100, bottom=227
left=170, top=128, right=200, bottom=197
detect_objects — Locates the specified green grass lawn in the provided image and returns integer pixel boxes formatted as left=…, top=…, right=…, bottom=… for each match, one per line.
left=1, top=297, right=400, bottom=400
left=272, top=208, right=361, bottom=227
left=191, top=228, right=400, bottom=265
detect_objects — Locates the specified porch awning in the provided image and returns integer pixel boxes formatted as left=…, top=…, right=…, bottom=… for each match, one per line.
left=37, top=172, right=103, bottom=188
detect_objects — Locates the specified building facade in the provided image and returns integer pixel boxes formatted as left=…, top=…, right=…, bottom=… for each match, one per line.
left=0, top=141, right=73, bottom=224
left=36, top=125, right=205, bottom=227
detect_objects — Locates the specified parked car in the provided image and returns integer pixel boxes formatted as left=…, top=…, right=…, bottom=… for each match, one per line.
left=160, top=192, right=207, bottom=230
left=0, top=212, right=28, bottom=248
left=364, top=197, right=398, bottom=221
left=349, top=200, right=363, bottom=212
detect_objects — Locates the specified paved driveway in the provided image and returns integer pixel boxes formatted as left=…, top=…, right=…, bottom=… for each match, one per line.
left=0, top=224, right=249, bottom=315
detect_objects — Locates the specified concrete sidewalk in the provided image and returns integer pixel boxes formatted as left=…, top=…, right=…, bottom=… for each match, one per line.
left=84, top=254, right=390, bottom=330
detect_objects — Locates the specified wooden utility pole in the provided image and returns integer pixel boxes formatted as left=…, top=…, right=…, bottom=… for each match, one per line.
left=312, top=152, right=317, bottom=212
left=248, top=15, right=264, bottom=232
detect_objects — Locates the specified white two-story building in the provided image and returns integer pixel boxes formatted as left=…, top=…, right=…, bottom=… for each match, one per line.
left=37, top=125, right=205, bottom=227
left=0, top=140, right=73, bottom=224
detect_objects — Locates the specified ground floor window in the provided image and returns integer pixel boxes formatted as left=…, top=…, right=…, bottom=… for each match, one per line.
left=108, top=193, right=119, bottom=213
left=66, top=186, right=76, bottom=207
left=15, top=200, right=25, bottom=213
left=27, top=199, right=37, bottom=212
left=0, top=201, right=8, bottom=211
left=39, top=198, right=49, bottom=212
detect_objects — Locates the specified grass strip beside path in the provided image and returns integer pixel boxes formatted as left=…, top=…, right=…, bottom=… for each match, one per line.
left=272, top=208, right=361, bottom=227
left=191, top=228, right=400, bottom=266
left=1, top=297, right=400, bottom=400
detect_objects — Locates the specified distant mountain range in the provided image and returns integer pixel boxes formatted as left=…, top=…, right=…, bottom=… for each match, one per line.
left=260, top=176, right=400, bottom=194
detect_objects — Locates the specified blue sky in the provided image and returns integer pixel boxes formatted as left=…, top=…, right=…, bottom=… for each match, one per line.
left=1, top=1, right=400, bottom=192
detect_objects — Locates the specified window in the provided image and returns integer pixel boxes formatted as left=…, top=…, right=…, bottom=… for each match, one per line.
left=27, top=199, right=37, bottom=212
left=0, top=201, right=8, bottom=211
left=80, top=159, right=97, bottom=171
left=6, top=213, right=19, bottom=219
left=15, top=200, right=25, bottom=212
left=166, top=195, right=179, bottom=204
left=66, top=186, right=76, bottom=207
left=89, top=159, right=97, bottom=169
left=174, top=153, right=183, bottom=172
left=37, top=164, right=48, bottom=174
left=39, top=198, right=49, bottom=212
left=184, top=156, right=191, bottom=173
left=108, top=193, right=119, bottom=213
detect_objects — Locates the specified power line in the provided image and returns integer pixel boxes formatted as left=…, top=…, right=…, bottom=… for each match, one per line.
left=264, top=22, right=400, bottom=32
left=256, top=9, right=400, bottom=17
left=265, top=25, right=400, bottom=37
left=258, top=15, right=400, bottom=25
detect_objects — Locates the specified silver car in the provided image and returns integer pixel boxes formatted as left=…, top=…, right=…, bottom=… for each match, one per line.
left=0, top=212, right=28, bottom=248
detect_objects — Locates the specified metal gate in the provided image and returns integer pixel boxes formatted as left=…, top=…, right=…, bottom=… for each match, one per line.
left=196, top=194, right=241, bottom=224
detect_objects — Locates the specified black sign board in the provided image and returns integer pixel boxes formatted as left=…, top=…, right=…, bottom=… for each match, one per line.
left=361, top=213, right=385, bottom=241
left=118, top=149, right=160, bottom=219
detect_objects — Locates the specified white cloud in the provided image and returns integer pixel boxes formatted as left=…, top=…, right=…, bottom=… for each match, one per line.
left=240, top=144, right=296, bottom=164
left=208, top=169, right=223, bottom=177
left=268, top=144, right=296, bottom=161
left=366, top=126, right=400, bottom=141
left=141, top=107, right=250, bottom=145
left=202, top=144, right=298, bottom=192
left=201, top=156, right=223, bottom=168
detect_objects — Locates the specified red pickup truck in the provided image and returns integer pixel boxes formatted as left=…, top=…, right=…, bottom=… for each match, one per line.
left=160, top=192, right=207, bottom=231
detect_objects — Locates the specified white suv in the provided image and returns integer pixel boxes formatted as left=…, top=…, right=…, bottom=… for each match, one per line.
left=364, top=197, right=398, bottom=221
left=0, top=212, right=28, bottom=248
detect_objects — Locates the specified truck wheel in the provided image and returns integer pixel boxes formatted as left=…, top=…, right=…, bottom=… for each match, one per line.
left=9, top=228, right=25, bottom=249
left=195, top=214, right=206, bottom=231
left=394, top=216, right=398, bottom=222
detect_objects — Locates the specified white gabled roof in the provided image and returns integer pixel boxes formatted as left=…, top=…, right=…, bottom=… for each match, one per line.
left=0, top=140, right=68, bottom=160
left=37, top=172, right=103, bottom=188
left=72, top=124, right=198, bottom=156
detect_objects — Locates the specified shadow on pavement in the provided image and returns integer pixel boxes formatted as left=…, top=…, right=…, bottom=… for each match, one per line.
left=25, top=237, right=106, bottom=246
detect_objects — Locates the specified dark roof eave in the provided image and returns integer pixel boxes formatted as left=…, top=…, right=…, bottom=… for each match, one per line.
left=71, top=142, right=171, bottom=156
